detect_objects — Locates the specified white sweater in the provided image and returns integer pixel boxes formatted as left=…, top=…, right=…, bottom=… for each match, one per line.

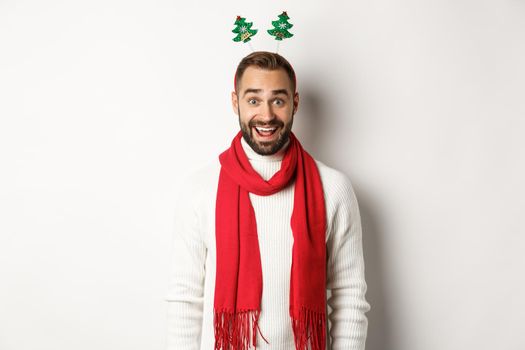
left=166, top=137, right=371, bottom=350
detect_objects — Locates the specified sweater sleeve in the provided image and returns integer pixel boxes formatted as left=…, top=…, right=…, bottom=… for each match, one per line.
left=326, top=174, right=371, bottom=350
left=165, top=181, right=207, bottom=350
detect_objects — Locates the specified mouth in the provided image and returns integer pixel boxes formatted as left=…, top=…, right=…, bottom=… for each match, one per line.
left=253, top=125, right=279, bottom=139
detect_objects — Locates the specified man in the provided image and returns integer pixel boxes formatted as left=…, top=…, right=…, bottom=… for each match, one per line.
left=166, top=51, right=370, bottom=350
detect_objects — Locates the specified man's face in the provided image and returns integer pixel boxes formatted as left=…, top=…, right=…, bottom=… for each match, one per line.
left=232, top=66, right=299, bottom=155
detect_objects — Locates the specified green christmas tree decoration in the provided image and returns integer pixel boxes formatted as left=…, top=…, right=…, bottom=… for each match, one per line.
left=267, top=11, right=293, bottom=41
left=232, top=15, right=258, bottom=43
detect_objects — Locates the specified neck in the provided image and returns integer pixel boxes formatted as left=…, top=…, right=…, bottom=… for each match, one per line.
left=240, top=136, right=290, bottom=162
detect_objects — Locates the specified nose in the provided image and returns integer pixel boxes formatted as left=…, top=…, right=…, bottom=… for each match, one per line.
left=259, top=101, right=275, bottom=122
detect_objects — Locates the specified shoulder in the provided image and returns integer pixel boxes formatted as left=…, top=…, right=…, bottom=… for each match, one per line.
left=174, top=159, right=221, bottom=207
left=313, top=159, right=362, bottom=244
left=181, top=159, right=221, bottom=187
left=314, top=159, right=359, bottom=211
left=314, top=159, right=356, bottom=197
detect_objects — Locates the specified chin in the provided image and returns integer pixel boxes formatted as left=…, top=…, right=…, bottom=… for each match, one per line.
left=250, top=132, right=289, bottom=156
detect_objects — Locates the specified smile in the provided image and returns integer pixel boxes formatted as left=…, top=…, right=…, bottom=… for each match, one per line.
left=254, top=126, right=278, bottom=137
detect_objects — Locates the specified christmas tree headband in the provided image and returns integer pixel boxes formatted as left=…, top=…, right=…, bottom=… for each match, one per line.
left=232, top=11, right=294, bottom=53
left=232, top=11, right=296, bottom=92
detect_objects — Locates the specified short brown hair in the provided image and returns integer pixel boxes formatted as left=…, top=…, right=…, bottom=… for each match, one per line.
left=234, top=51, right=296, bottom=93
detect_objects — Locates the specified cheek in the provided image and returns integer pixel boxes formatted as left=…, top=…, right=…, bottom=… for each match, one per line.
left=238, top=111, right=255, bottom=125
left=279, top=107, right=294, bottom=121
left=239, top=107, right=258, bottom=120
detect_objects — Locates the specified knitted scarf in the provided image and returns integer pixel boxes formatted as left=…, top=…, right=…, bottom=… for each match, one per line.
left=214, top=131, right=327, bottom=350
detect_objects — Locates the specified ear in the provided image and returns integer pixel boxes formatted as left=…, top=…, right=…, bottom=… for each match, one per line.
left=293, top=91, right=299, bottom=114
left=231, top=91, right=239, bottom=115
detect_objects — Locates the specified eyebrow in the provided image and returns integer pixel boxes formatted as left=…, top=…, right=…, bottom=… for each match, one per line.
left=242, top=88, right=289, bottom=98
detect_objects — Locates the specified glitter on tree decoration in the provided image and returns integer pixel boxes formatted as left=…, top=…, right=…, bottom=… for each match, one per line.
left=267, top=11, right=293, bottom=41
left=232, top=15, right=258, bottom=43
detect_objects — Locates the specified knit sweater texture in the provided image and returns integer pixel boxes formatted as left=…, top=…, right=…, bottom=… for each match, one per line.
left=166, top=137, right=371, bottom=350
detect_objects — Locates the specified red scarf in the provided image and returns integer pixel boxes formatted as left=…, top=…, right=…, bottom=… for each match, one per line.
left=214, top=131, right=327, bottom=350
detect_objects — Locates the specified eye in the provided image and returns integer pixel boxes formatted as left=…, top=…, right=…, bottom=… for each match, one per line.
left=248, top=98, right=258, bottom=105
left=274, top=99, right=284, bottom=106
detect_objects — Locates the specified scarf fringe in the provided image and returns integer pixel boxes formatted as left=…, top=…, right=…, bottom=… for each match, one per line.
left=214, top=309, right=269, bottom=350
left=291, top=307, right=326, bottom=350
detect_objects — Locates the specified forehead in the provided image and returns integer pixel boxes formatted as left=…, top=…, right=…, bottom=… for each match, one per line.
left=238, top=66, right=292, bottom=93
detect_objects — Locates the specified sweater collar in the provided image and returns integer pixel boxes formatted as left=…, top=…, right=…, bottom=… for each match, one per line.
left=240, top=135, right=290, bottom=162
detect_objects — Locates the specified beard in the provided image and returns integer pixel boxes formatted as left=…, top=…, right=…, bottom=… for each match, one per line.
left=238, top=109, right=294, bottom=156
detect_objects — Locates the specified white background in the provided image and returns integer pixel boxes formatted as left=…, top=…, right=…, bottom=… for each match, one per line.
left=1, top=1, right=524, bottom=349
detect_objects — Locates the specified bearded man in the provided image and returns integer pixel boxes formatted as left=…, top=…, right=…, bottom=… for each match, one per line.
left=166, top=51, right=371, bottom=350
